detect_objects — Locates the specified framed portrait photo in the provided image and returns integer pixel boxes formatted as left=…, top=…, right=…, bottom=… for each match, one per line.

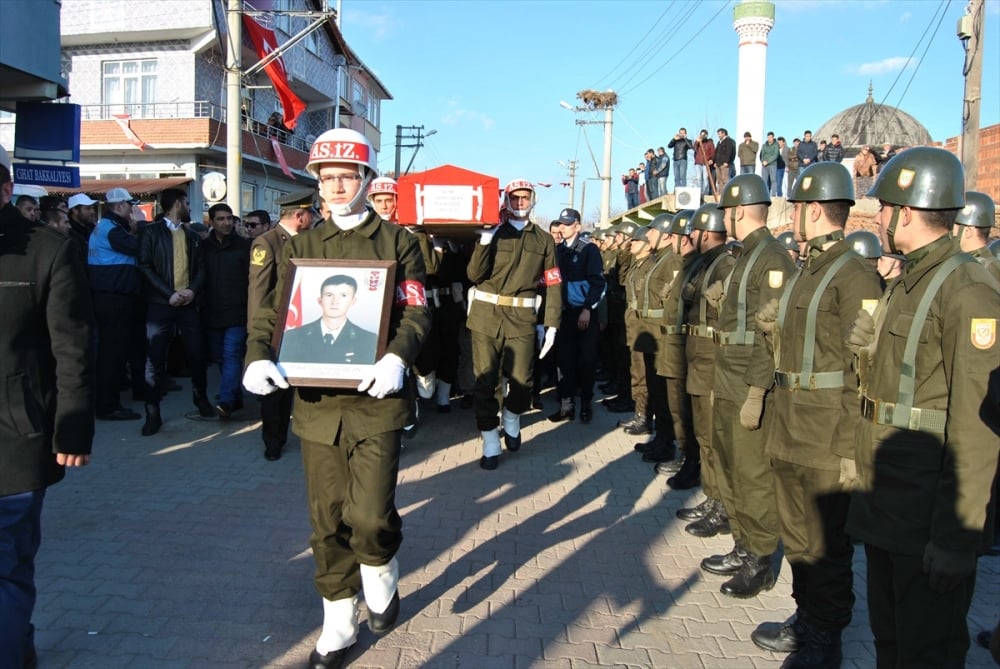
left=272, top=258, right=397, bottom=388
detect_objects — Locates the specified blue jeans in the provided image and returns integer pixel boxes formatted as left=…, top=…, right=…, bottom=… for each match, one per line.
left=0, top=489, right=44, bottom=666
left=776, top=167, right=786, bottom=196
left=762, top=163, right=778, bottom=195
left=740, top=165, right=755, bottom=175
left=673, top=160, right=687, bottom=188
left=695, top=165, right=709, bottom=194
left=209, top=326, right=247, bottom=404
left=626, top=192, right=639, bottom=209
left=645, top=178, right=658, bottom=200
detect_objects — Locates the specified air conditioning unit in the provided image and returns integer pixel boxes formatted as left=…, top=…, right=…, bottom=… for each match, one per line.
left=674, top=187, right=701, bottom=209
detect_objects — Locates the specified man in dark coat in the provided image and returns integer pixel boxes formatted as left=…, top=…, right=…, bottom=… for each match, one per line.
left=0, top=147, right=95, bottom=669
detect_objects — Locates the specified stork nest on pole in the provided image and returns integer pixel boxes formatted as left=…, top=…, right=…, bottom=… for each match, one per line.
left=576, top=89, right=618, bottom=109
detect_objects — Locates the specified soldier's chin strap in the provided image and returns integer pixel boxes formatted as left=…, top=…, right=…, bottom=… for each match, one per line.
left=729, top=208, right=738, bottom=239
left=806, top=229, right=845, bottom=264
left=885, top=205, right=902, bottom=254
left=798, top=201, right=809, bottom=242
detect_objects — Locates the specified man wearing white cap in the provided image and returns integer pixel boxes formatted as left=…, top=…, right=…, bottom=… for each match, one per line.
left=67, top=192, right=99, bottom=272
left=89, top=187, right=143, bottom=421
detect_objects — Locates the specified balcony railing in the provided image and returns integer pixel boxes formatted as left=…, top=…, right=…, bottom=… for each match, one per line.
left=78, top=101, right=310, bottom=153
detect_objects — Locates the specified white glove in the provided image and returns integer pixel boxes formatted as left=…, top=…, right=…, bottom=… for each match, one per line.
left=539, top=327, right=557, bottom=359
left=451, top=282, right=464, bottom=304
left=243, top=360, right=289, bottom=396
left=357, top=353, right=406, bottom=399
left=479, top=229, right=495, bottom=246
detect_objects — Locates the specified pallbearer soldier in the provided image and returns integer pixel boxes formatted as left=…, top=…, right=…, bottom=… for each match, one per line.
left=700, top=174, right=795, bottom=598
left=952, top=190, right=1000, bottom=281
left=751, top=162, right=882, bottom=666
left=467, top=179, right=562, bottom=470
left=548, top=208, right=605, bottom=423
left=247, top=188, right=318, bottom=461
left=847, top=147, right=999, bottom=669
left=654, top=209, right=703, bottom=488
left=242, top=127, right=431, bottom=669
left=674, top=204, right=735, bottom=527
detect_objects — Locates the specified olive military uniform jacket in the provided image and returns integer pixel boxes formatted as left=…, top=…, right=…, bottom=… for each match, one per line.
left=713, top=227, right=796, bottom=403
left=970, top=245, right=1000, bottom=282
left=764, top=241, right=882, bottom=470
left=245, top=211, right=431, bottom=445
left=623, top=252, right=659, bottom=353
left=1, top=203, right=95, bottom=496
left=685, top=244, right=735, bottom=397
left=248, top=222, right=294, bottom=324
left=848, top=236, right=1000, bottom=556
left=467, top=220, right=562, bottom=338
left=657, top=251, right=703, bottom=379
left=633, top=248, right=680, bottom=356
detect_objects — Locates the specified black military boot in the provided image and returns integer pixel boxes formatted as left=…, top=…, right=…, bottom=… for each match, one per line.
left=654, top=451, right=684, bottom=475
left=548, top=399, right=575, bottom=423
left=192, top=388, right=215, bottom=418
left=720, top=552, right=776, bottom=598
left=780, top=625, right=842, bottom=669
left=622, top=415, right=653, bottom=435
left=684, top=499, right=731, bottom=537
left=752, top=612, right=810, bottom=653
left=667, top=454, right=701, bottom=490
left=634, top=434, right=664, bottom=453
left=676, top=497, right=713, bottom=521
left=579, top=400, right=593, bottom=423
left=700, top=541, right=747, bottom=575
left=141, top=403, right=162, bottom=437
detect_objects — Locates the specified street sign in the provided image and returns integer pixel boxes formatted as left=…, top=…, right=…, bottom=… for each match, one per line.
left=12, top=163, right=80, bottom=188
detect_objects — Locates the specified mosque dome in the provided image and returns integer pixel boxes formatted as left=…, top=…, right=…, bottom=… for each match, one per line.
left=814, top=84, right=933, bottom=156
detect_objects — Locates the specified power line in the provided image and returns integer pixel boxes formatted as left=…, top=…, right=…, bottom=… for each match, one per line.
left=592, top=2, right=679, bottom=91
left=893, top=0, right=952, bottom=110
left=614, top=0, right=701, bottom=93
left=619, top=1, right=733, bottom=96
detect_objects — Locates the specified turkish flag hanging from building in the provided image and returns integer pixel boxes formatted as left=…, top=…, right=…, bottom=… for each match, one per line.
left=242, top=15, right=307, bottom=129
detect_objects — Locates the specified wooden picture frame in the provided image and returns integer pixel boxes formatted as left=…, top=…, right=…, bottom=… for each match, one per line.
left=271, top=258, right=397, bottom=388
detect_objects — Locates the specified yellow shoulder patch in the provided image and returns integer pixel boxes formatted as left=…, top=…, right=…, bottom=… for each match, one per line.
left=971, top=318, right=997, bottom=350
left=861, top=299, right=878, bottom=316
left=251, top=246, right=267, bottom=267
left=768, top=270, right=784, bottom=289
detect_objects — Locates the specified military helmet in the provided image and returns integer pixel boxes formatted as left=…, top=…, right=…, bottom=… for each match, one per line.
left=867, top=146, right=965, bottom=210
left=846, top=230, right=882, bottom=259
left=649, top=212, right=673, bottom=233
left=667, top=209, right=696, bottom=236
left=691, top=203, right=727, bottom=233
left=775, top=231, right=798, bottom=252
left=629, top=225, right=651, bottom=243
left=954, top=191, right=996, bottom=229
left=988, top=238, right=1000, bottom=259
left=718, top=173, right=771, bottom=209
left=618, top=221, right=640, bottom=239
left=787, top=162, right=855, bottom=205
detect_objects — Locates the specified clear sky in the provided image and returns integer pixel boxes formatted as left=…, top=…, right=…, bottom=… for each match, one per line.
left=341, top=0, right=1000, bottom=223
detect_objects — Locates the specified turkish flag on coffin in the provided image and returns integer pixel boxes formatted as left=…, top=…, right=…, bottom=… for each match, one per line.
left=242, top=16, right=307, bottom=130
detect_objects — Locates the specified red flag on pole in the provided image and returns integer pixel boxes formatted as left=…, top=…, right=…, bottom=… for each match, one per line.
left=242, top=15, right=307, bottom=130
left=284, top=281, right=303, bottom=330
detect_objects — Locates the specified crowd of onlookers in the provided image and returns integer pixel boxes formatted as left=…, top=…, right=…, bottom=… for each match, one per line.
left=622, top=127, right=900, bottom=208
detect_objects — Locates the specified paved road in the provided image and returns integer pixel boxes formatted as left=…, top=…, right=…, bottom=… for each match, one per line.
left=34, top=377, right=999, bottom=668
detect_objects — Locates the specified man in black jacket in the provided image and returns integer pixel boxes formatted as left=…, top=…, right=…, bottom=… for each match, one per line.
left=88, top=187, right=143, bottom=420
left=137, top=187, right=212, bottom=434
left=0, top=147, right=95, bottom=669
left=712, top=128, right=736, bottom=193
left=199, top=203, right=251, bottom=418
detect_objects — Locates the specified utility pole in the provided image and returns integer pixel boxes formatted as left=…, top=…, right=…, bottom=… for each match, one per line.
left=225, top=0, right=242, bottom=216
left=561, top=89, right=617, bottom=228
left=958, top=0, right=984, bottom=189
left=394, top=125, right=436, bottom=177
left=566, top=159, right=577, bottom=209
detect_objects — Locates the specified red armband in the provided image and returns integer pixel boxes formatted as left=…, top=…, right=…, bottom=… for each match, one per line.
left=543, top=267, right=562, bottom=285
left=395, top=280, right=427, bottom=306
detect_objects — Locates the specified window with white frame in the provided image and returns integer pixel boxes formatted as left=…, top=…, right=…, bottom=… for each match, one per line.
left=368, top=87, right=379, bottom=126
left=102, top=59, right=157, bottom=118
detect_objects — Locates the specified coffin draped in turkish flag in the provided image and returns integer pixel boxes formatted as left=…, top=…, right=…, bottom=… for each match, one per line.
left=242, top=15, right=307, bottom=130
left=396, top=165, right=500, bottom=230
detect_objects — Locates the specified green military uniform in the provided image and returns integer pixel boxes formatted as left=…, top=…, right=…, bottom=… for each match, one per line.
left=713, top=226, right=795, bottom=557
left=245, top=209, right=431, bottom=602
left=624, top=243, right=667, bottom=426
left=684, top=242, right=734, bottom=499
left=767, top=239, right=882, bottom=631
left=848, top=147, right=1000, bottom=668
left=249, top=219, right=297, bottom=456
left=847, top=236, right=1000, bottom=666
left=467, top=219, right=561, bottom=432
left=969, top=245, right=1000, bottom=282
